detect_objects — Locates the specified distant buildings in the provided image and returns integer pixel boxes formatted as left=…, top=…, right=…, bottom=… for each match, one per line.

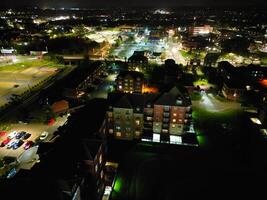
left=51, top=100, right=69, bottom=114
left=128, top=53, right=148, bottom=71
left=188, top=25, right=213, bottom=37
left=115, top=71, right=144, bottom=93
left=218, top=61, right=267, bottom=101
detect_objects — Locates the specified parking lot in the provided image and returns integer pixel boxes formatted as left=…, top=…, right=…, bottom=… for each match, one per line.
left=0, top=115, right=67, bottom=160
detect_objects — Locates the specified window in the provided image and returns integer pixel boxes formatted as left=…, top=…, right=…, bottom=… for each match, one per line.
left=101, top=170, right=104, bottom=179
left=116, top=132, right=121, bottom=137
left=163, top=113, right=170, bottom=117
left=109, top=129, right=113, bottom=134
left=119, top=85, right=122, bottom=89
left=170, top=135, right=182, bottom=144
left=172, top=119, right=176, bottom=123
left=153, top=133, right=160, bottom=142
left=162, top=129, right=168, bottom=133
left=136, top=120, right=140, bottom=125
left=164, top=106, right=170, bottom=111
left=172, top=124, right=176, bottom=128
left=135, top=131, right=141, bottom=136
left=173, top=113, right=177, bottom=117
left=116, top=126, right=121, bottom=130
left=99, top=154, right=102, bottom=164
left=95, top=164, right=98, bottom=173
left=146, top=116, right=152, bottom=121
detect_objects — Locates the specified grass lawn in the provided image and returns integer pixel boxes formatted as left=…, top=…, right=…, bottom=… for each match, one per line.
left=180, top=50, right=189, bottom=58
left=190, top=92, right=202, bottom=101
left=260, top=56, right=267, bottom=65
left=193, top=78, right=209, bottom=86
left=0, top=59, right=64, bottom=72
left=192, top=106, right=244, bottom=147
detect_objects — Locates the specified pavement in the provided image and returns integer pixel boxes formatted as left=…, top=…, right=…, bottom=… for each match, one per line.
left=90, top=73, right=117, bottom=99
left=192, top=92, right=241, bottom=112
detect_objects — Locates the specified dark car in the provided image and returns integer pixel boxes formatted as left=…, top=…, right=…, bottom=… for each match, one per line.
left=23, top=141, right=34, bottom=150
left=12, top=140, right=24, bottom=150
left=15, top=131, right=27, bottom=139
left=21, top=133, right=31, bottom=140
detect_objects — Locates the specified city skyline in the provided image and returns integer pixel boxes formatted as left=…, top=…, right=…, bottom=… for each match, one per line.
left=1, top=0, right=267, bottom=8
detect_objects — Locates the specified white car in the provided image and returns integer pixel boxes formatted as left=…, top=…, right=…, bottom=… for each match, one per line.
left=40, top=131, right=48, bottom=140
left=7, top=140, right=17, bottom=149
left=7, top=131, right=17, bottom=139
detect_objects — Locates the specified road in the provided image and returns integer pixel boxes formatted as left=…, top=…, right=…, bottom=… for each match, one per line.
left=165, top=42, right=187, bottom=65
left=90, top=73, right=117, bottom=99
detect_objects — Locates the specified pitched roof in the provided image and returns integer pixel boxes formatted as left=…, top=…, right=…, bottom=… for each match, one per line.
left=155, top=86, right=191, bottom=106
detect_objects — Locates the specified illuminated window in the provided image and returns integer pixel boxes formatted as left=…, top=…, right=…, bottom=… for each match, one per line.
left=146, top=116, right=153, bottom=121
left=173, top=113, right=177, bottom=117
left=172, top=119, right=176, bottom=123
left=101, top=170, right=104, bottom=179
left=153, top=133, right=160, bottom=142
left=116, top=132, right=121, bottom=137
left=172, top=124, right=176, bottom=128
left=109, top=129, right=113, bottom=134
left=170, top=135, right=182, bottom=144
left=162, top=129, right=168, bottom=133
left=136, top=120, right=140, bottom=125
left=99, top=154, right=102, bottom=164
left=95, top=164, right=98, bottom=173
left=135, top=131, right=141, bottom=136
left=179, top=119, right=183, bottom=122
left=119, top=85, right=122, bottom=89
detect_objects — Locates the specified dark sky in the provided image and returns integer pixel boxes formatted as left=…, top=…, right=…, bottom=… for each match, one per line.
left=1, top=0, right=267, bottom=8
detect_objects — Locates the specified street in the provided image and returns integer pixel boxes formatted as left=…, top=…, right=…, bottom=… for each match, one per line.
left=90, top=73, right=117, bottom=99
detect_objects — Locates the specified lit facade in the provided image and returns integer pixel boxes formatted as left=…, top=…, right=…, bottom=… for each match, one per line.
left=115, top=71, right=144, bottom=93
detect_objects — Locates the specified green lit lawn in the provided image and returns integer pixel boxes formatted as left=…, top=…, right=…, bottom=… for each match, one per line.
left=193, top=79, right=209, bottom=86
left=190, top=92, right=202, bottom=101
left=180, top=50, right=189, bottom=58
left=261, top=56, right=267, bottom=65
left=0, top=59, right=64, bottom=72
left=193, top=106, right=244, bottom=147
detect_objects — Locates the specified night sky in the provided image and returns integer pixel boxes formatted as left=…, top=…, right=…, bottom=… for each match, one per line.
left=1, top=0, right=267, bottom=8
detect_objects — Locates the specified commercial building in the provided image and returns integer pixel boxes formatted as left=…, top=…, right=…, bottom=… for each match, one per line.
left=188, top=25, right=213, bottom=36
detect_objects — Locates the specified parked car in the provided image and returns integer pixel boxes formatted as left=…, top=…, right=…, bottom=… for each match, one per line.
left=13, top=140, right=24, bottom=150
left=21, top=133, right=31, bottom=140
left=1, top=138, right=11, bottom=147
left=15, top=131, right=27, bottom=139
left=23, top=141, right=34, bottom=150
left=7, top=140, right=17, bottom=149
left=40, top=131, right=48, bottom=140
left=7, top=131, right=17, bottom=139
